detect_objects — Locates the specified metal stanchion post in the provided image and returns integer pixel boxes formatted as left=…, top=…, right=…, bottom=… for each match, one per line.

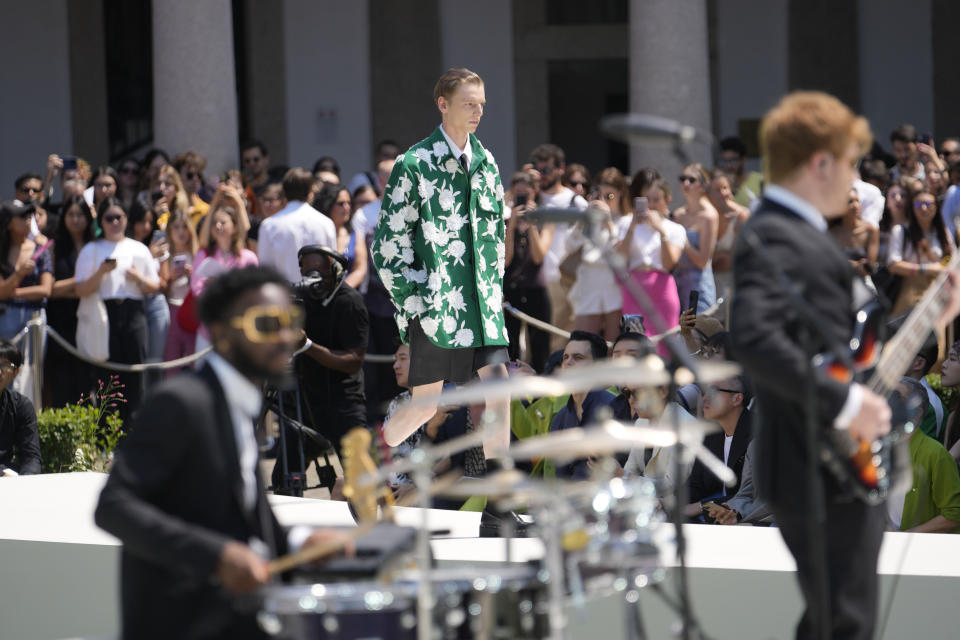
left=29, top=311, right=42, bottom=407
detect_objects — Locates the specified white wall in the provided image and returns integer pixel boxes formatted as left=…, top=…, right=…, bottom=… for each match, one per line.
left=438, top=0, right=517, bottom=178
left=858, top=0, right=934, bottom=145
left=283, top=0, right=372, bottom=181
left=0, top=0, right=73, bottom=195
left=714, top=0, right=789, bottom=143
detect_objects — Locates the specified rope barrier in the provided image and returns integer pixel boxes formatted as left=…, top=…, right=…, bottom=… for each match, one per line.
left=45, top=324, right=213, bottom=372
left=501, top=298, right=724, bottom=345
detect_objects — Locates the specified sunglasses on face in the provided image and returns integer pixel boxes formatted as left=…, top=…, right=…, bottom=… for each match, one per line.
left=0, top=361, right=17, bottom=375
left=914, top=201, right=936, bottom=210
left=679, top=175, right=699, bottom=184
left=22, top=187, right=42, bottom=195
left=184, top=172, right=200, bottom=180
left=570, top=181, right=589, bottom=189
left=229, top=305, right=303, bottom=343
left=102, top=215, right=124, bottom=224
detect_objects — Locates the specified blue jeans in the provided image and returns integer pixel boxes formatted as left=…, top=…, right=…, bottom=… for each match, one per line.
left=143, top=294, right=170, bottom=362
left=0, top=305, right=46, bottom=406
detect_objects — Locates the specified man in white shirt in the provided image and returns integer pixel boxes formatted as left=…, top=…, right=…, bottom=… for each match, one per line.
left=525, top=143, right=587, bottom=348
left=258, top=168, right=336, bottom=283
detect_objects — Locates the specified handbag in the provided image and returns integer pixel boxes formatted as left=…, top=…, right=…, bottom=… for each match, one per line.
left=76, top=243, right=110, bottom=362
left=176, top=288, right=200, bottom=334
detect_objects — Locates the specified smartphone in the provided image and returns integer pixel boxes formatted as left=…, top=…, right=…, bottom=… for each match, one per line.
left=172, top=254, right=187, bottom=269
left=689, top=290, right=700, bottom=312
left=152, top=230, right=166, bottom=245
left=151, top=192, right=163, bottom=204
left=515, top=193, right=528, bottom=208
left=634, top=196, right=649, bottom=222
left=61, top=156, right=77, bottom=171
left=920, top=133, right=933, bottom=146
left=104, top=257, right=117, bottom=266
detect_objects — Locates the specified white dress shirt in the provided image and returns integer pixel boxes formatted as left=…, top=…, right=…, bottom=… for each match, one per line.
left=258, top=200, right=336, bottom=283
left=440, top=124, right=472, bottom=168
left=74, top=238, right=160, bottom=300
left=205, top=351, right=313, bottom=553
left=762, top=184, right=863, bottom=430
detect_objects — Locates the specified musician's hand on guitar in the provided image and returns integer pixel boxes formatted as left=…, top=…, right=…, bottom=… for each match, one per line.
left=846, top=387, right=891, bottom=443
left=216, top=540, right=269, bottom=594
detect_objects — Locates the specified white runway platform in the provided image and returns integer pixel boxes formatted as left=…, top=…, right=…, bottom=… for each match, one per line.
left=2, top=473, right=959, bottom=639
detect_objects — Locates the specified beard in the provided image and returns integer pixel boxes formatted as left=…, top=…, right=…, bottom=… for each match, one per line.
left=225, top=341, right=292, bottom=388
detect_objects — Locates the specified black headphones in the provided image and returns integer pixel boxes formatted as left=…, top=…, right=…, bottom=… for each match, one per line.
left=297, top=244, right=349, bottom=271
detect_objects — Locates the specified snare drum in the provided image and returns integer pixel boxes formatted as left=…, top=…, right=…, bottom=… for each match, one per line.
left=258, top=565, right=549, bottom=639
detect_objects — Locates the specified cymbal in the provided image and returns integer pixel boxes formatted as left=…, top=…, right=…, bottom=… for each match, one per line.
left=404, top=355, right=737, bottom=409
left=507, top=418, right=720, bottom=462
left=433, top=469, right=567, bottom=500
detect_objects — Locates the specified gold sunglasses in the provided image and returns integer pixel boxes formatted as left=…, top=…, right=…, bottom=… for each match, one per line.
left=229, top=305, right=303, bottom=343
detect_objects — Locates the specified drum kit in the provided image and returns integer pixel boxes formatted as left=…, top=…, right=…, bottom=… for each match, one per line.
left=256, top=352, right=740, bottom=640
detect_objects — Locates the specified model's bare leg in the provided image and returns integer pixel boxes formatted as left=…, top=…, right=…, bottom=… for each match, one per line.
left=477, top=362, right=510, bottom=457
left=381, top=380, right=444, bottom=446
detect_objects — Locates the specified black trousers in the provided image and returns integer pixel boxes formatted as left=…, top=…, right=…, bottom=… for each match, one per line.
left=363, top=312, right=402, bottom=426
left=504, top=284, right=552, bottom=374
left=772, top=499, right=886, bottom=640
left=99, top=299, right=147, bottom=425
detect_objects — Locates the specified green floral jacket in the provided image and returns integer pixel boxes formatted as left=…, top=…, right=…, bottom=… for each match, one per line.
left=372, top=126, right=508, bottom=349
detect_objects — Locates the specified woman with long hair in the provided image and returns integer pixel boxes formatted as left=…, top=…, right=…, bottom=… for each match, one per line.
left=115, top=158, right=141, bottom=211
left=47, top=195, right=95, bottom=406
left=127, top=202, right=170, bottom=365
left=567, top=167, right=627, bottom=341
left=887, top=187, right=955, bottom=314
left=162, top=210, right=199, bottom=371
left=151, top=165, right=191, bottom=230
left=706, top=169, right=750, bottom=307
left=615, top=177, right=686, bottom=340
left=74, top=198, right=161, bottom=421
left=90, top=166, right=119, bottom=211
left=191, top=184, right=257, bottom=352
left=671, top=163, right=719, bottom=313
left=313, top=182, right=368, bottom=289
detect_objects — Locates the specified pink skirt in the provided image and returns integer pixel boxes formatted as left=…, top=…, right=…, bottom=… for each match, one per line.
left=620, top=269, right=681, bottom=338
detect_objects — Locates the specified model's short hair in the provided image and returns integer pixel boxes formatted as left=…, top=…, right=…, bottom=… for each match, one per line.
left=433, top=68, right=484, bottom=103
left=567, top=330, right=608, bottom=360
left=760, top=91, right=872, bottom=184
left=0, top=340, right=23, bottom=369
left=282, top=168, right=315, bottom=202
left=197, top=266, right=291, bottom=327
left=529, top=143, right=565, bottom=167
left=890, top=123, right=917, bottom=145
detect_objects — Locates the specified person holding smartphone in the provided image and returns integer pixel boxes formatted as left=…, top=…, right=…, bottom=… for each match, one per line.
left=614, top=178, right=687, bottom=349
left=74, top=198, right=161, bottom=422
left=504, top=171, right=553, bottom=372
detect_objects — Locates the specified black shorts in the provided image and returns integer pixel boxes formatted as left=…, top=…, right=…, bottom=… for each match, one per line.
left=407, top=318, right=508, bottom=387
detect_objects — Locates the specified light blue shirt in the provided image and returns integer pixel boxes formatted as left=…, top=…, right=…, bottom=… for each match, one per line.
left=763, top=184, right=827, bottom=231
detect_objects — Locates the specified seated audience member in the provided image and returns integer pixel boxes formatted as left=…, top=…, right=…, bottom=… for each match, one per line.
left=622, top=376, right=699, bottom=498
left=383, top=343, right=485, bottom=502
left=888, top=378, right=960, bottom=533
left=0, top=340, right=41, bottom=476
left=549, top=331, right=615, bottom=479
left=935, top=340, right=960, bottom=459
left=828, top=188, right=879, bottom=284
left=903, top=333, right=946, bottom=441
left=609, top=331, right=657, bottom=422
left=704, top=440, right=773, bottom=525
left=676, top=328, right=731, bottom=416
left=685, top=375, right=752, bottom=517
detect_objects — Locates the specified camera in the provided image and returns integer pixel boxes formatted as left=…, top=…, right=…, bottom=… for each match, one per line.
left=291, top=270, right=328, bottom=302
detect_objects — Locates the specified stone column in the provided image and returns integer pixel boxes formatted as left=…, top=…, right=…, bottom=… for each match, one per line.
left=152, top=0, right=239, bottom=176
left=629, top=0, right=712, bottom=187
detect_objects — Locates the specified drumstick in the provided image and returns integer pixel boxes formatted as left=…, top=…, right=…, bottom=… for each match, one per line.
left=266, top=471, right=463, bottom=575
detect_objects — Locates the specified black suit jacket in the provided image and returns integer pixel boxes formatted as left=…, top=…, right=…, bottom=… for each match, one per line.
left=730, top=197, right=856, bottom=512
left=95, top=363, right=287, bottom=640
left=687, top=410, right=753, bottom=502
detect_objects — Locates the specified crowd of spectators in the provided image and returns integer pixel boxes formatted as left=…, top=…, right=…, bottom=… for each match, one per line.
left=3, top=124, right=960, bottom=535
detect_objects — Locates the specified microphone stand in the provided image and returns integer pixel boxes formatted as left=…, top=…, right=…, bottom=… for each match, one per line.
left=577, top=207, right=716, bottom=640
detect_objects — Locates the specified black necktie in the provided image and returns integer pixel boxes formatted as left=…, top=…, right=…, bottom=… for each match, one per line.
left=458, top=153, right=469, bottom=175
